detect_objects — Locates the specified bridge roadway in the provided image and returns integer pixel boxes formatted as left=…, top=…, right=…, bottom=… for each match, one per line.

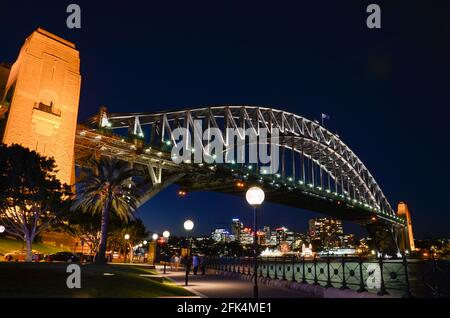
left=74, top=125, right=403, bottom=226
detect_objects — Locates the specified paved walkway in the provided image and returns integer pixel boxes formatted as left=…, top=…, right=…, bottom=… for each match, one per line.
left=157, top=266, right=316, bottom=298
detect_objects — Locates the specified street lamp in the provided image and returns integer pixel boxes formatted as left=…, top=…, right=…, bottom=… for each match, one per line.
left=143, top=240, right=148, bottom=245
left=149, top=234, right=159, bottom=265
left=246, top=186, right=265, bottom=298
left=124, top=234, right=130, bottom=263
left=0, top=225, right=5, bottom=234
left=162, top=231, right=171, bottom=274
left=183, top=219, right=194, bottom=286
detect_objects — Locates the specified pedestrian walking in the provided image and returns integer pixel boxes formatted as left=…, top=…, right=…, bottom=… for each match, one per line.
left=200, top=255, right=206, bottom=275
left=174, top=254, right=180, bottom=271
left=193, top=254, right=199, bottom=275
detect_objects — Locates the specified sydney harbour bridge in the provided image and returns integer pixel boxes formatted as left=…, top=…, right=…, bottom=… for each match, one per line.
left=75, top=105, right=407, bottom=255
left=0, top=29, right=410, bottom=257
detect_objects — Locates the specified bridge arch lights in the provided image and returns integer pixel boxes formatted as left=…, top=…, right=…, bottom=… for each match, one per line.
left=80, top=106, right=402, bottom=225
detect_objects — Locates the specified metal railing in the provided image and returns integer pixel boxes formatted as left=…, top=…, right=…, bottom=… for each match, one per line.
left=205, top=255, right=449, bottom=298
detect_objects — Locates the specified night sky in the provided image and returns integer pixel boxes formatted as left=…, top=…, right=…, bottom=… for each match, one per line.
left=1, top=1, right=449, bottom=238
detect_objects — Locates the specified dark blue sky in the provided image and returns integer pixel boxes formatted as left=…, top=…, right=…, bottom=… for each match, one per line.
left=1, top=1, right=449, bottom=238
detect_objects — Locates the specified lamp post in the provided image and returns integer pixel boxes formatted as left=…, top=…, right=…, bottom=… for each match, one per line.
left=246, top=186, right=265, bottom=298
left=184, top=219, right=194, bottom=286
left=124, top=234, right=130, bottom=263
left=162, top=231, right=171, bottom=274
left=149, top=234, right=159, bottom=265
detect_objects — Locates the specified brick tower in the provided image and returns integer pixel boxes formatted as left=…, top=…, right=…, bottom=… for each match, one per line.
left=0, top=28, right=81, bottom=185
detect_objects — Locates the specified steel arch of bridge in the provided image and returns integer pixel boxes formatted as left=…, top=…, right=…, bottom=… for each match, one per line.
left=77, top=105, right=403, bottom=225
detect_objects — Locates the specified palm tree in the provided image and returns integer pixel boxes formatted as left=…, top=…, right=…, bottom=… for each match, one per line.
left=71, top=157, right=143, bottom=264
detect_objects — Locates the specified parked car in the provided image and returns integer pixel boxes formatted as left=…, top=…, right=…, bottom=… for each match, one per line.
left=4, top=249, right=43, bottom=262
left=74, top=253, right=94, bottom=263
left=45, top=252, right=80, bottom=263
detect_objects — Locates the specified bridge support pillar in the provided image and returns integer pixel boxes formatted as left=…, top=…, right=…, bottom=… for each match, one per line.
left=396, top=202, right=416, bottom=253
left=1, top=28, right=81, bottom=185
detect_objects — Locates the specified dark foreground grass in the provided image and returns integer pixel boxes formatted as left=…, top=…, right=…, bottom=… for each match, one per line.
left=0, top=263, right=192, bottom=298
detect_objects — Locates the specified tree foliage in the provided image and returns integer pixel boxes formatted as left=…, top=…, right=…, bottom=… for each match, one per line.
left=71, top=157, right=144, bottom=263
left=0, top=143, right=72, bottom=261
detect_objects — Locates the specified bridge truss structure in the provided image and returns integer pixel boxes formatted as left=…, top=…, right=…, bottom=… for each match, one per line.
left=75, top=106, right=405, bottom=252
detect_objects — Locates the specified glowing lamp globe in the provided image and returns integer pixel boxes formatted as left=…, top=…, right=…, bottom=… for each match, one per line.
left=0, top=225, right=5, bottom=233
left=163, top=231, right=170, bottom=238
left=152, top=233, right=158, bottom=241
left=124, top=234, right=130, bottom=240
left=246, top=186, right=265, bottom=206
left=184, top=219, right=194, bottom=231
left=143, top=240, right=147, bottom=245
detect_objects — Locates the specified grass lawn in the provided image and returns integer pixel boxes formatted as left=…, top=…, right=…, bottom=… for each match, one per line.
left=0, top=263, right=193, bottom=297
left=0, top=237, right=68, bottom=257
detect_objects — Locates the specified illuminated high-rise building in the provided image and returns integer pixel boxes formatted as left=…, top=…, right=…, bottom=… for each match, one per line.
left=309, top=217, right=344, bottom=249
left=211, top=229, right=231, bottom=242
left=240, top=227, right=253, bottom=245
left=274, top=226, right=294, bottom=248
left=231, top=218, right=243, bottom=242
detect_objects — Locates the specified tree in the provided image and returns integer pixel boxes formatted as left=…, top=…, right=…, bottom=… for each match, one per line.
left=0, top=143, right=72, bottom=261
left=108, top=218, right=149, bottom=261
left=63, top=209, right=102, bottom=256
left=71, top=157, right=143, bottom=264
